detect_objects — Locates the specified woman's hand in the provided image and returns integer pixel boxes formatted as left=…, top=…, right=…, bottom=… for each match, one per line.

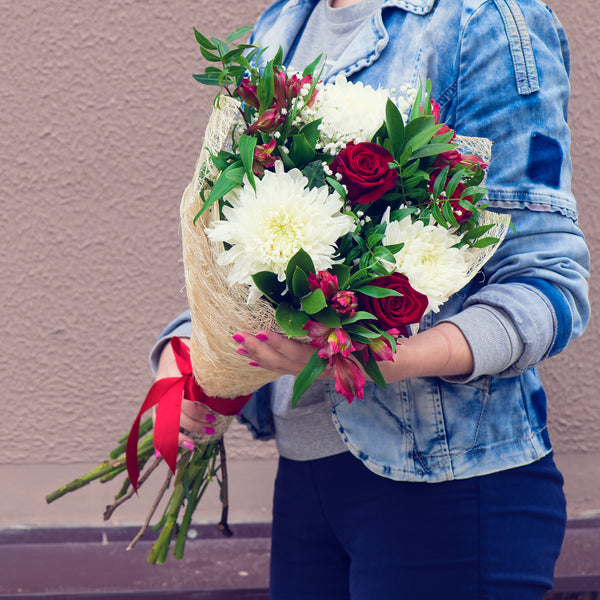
left=232, top=331, right=318, bottom=377
left=154, top=337, right=216, bottom=452
left=233, top=322, right=474, bottom=384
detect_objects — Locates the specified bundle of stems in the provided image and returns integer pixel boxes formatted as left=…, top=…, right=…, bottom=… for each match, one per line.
left=46, top=416, right=233, bottom=564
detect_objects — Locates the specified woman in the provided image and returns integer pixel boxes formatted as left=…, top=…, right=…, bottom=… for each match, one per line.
left=152, top=1, right=590, bottom=597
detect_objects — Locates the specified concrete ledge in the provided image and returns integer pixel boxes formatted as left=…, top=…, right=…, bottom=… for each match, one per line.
left=1, top=520, right=598, bottom=599
left=0, top=524, right=270, bottom=599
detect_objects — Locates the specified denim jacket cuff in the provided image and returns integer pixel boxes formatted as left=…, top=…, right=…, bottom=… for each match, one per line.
left=148, top=310, right=192, bottom=374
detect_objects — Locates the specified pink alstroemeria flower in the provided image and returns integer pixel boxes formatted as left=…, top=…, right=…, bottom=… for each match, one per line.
left=236, top=78, right=260, bottom=110
left=330, top=354, right=366, bottom=403
left=286, top=73, right=319, bottom=107
left=307, top=270, right=339, bottom=301
left=365, top=336, right=395, bottom=362
left=252, top=139, right=278, bottom=175
left=303, top=321, right=354, bottom=359
left=331, top=290, right=358, bottom=317
left=245, top=106, right=285, bottom=135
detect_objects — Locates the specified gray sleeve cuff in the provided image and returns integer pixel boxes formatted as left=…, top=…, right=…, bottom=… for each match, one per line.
left=439, top=304, right=525, bottom=382
left=149, top=310, right=192, bottom=374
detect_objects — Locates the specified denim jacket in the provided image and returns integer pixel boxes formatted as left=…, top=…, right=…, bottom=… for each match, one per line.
left=155, top=0, right=590, bottom=482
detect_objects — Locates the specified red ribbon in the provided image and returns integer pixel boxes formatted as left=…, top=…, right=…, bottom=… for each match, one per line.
left=125, top=337, right=252, bottom=492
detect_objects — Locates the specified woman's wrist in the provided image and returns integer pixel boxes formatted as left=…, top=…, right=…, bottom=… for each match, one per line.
left=377, top=323, right=474, bottom=383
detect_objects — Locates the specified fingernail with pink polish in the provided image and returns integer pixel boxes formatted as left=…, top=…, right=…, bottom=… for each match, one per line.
left=256, top=333, right=268, bottom=341
left=205, top=414, right=216, bottom=423
left=155, top=448, right=161, bottom=458
left=232, top=334, right=245, bottom=344
left=248, top=361, right=260, bottom=367
left=205, top=426, right=215, bottom=435
left=235, top=347, right=250, bottom=356
left=182, top=441, right=195, bottom=451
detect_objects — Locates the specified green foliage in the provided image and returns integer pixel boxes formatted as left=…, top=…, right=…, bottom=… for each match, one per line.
left=291, top=352, right=328, bottom=407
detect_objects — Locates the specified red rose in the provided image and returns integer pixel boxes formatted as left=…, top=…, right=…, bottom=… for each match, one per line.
left=358, top=273, right=428, bottom=335
left=331, top=141, right=397, bottom=205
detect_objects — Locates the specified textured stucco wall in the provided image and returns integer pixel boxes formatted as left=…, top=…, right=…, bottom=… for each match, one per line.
left=0, top=1, right=598, bottom=525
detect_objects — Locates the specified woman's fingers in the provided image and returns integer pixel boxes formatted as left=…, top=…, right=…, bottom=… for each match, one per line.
left=233, top=330, right=315, bottom=375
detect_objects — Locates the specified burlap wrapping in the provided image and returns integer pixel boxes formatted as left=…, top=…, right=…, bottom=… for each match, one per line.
left=180, top=96, right=511, bottom=400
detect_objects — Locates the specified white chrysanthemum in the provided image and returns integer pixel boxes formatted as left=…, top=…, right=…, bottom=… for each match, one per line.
left=206, top=161, right=355, bottom=303
left=381, top=210, right=470, bottom=313
left=299, top=74, right=390, bottom=153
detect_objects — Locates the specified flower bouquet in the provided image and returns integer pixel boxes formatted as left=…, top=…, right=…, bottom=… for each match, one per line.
left=183, top=27, right=510, bottom=407
left=47, top=25, right=511, bottom=564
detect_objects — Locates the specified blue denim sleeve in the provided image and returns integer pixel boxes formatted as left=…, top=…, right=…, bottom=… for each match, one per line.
left=443, top=0, right=590, bottom=376
left=148, top=310, right=192, bottom=374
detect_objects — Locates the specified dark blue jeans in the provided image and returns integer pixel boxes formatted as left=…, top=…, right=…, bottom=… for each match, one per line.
left=270, top=451, right=566, bottom=600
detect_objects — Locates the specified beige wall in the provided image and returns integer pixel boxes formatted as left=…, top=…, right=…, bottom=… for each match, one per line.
left=1, top=0, right=598, bottom=528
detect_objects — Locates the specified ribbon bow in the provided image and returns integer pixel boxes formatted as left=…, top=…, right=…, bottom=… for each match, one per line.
left=125, top=337, right=252, bottom=492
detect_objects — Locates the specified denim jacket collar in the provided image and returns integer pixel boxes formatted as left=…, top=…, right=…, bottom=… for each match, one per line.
left=262, top=0, right=433, bottom=81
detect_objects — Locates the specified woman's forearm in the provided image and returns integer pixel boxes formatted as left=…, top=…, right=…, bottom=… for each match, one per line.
left=375, top=322, right=474, bottom=382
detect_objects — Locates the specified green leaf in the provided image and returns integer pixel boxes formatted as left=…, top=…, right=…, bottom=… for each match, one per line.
left=330, top=264, right=351, bottom=289
left=355, top=285, right=403, bottom=298
left=356, top=351, right=387, bottom=389
left=275, top=302, right=310, bottom=337
left=396, top=145, right=413, bottom=168
left=257, top=61, right=274, bottom=112
left=367, top=232, right=385, bottom=248
left=442, top=200, right=459, bottom=228
left=345, top=324, right=381, bottom=339
left=326, top=176, right=347, bottom=201
left=472, top=237, right=500, bottom=248
left=410, top=80, right=423, bottom=121
left=273, top=46, right=284, bottom=67
left=193, top=72, right=222, bottom=87
left=211, top=37, right=229, bottom=55
left=290, top=133, right=315, bottom=168
left=299, top=118, right=322, bottom=148
left=406, top=123, right=441, bottom=152
left=251, top=271, right=286, bottom=302
left=222, top=47, right=244, bottom=63
left=291, top=352, right=328, bottom=407
left=432, top=165, right=450, bottom=200
left=194, top=28, right=218, bottom=50
left=389, top=206, right=417, bottom=222
left=285, top=248, right=315, bottom=290
left=291, top=266, right=310, bottom=298
left=430, top=200, right=448, bottom=228
left=372, top=246, right=396, bottom=263
left=301, top=289, right=328, bottom=314
left=445, top=169, right=465, bottom=200
left=234, top=55, right=252, bottom=70
left=341, top=310, right=377, bottom=325
left=200, top=46, right=221, bottom=63
left=226, top=25, right=253, bottom=42
left=385, top=98, right=405, bottom=159
left=411, top=142, right=457, bottom=160
left=238, top=134, right=257, bottom=191
left=461, top=223, right=495, bottom=241
left=383, top=242, right=404, bottom=254
left=302, top=160, right=328, bottom=190
left=313, top=306, right=341, bottom=328
left=194, top=162, right=244, bottom=222
left=302, top=53, right=325, bottom=77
